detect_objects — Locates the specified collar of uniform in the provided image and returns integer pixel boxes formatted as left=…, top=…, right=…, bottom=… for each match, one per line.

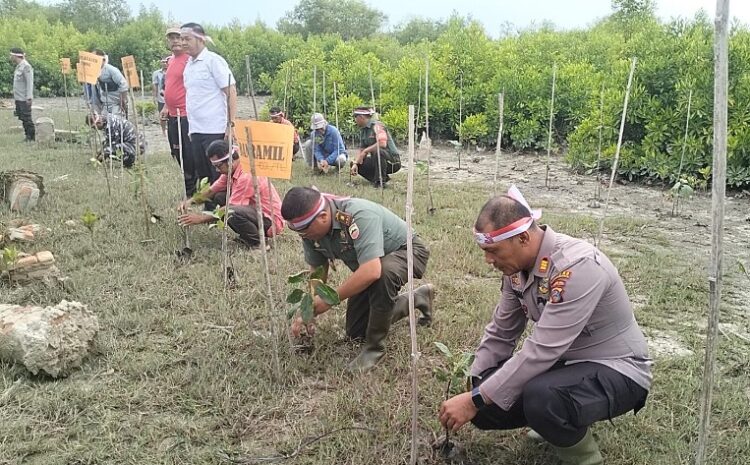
left=531, top=225, right=556, bottom=278
left=327, top=198, right=344, bottom=232
left=191, top=47, right=209, bottom=63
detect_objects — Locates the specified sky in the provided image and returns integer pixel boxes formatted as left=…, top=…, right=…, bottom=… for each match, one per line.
left=121, top=0, right=750, bottom=33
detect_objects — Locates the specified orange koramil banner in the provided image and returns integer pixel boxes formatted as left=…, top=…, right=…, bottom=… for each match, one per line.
left=60, top=58, right=71, bottom=75
left=121, top=55, right=140, bottom=88
left=235, top=120, right=294, bottom=180
left=77, top=51, right=103, bottom=85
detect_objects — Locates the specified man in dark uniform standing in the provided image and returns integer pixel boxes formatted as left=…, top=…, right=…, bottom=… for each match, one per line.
left=350, top=107, right=401, bottom=188
left=439, top=185, right=651, bottom=465
left=281, top=186, right=433, bottom=373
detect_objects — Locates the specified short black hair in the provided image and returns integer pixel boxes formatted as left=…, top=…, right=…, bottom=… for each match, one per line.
left=475, top=195, right=534, bottom=231
left=207, top=139, right=228, bottom=158
left=180, top=22, right=205, bottom=34
left=281, top=187, right=322, bottom=221
left=269, top=106, right=282, bottom=114
left=91, top=49, right=106, bottom=57
left=10, top=47, right=24, bottom=55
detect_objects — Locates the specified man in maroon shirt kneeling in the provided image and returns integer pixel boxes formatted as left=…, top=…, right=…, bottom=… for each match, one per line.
left=439, top=185, right=652, bottom=465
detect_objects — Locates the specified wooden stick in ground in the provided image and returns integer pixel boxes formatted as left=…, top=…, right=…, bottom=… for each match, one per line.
left=695, top=1, right=728, bottom=463
left=594, top=84, right=605, bottom=201
left=322, top=70, right=327, bottom=115
left=458, top=71, right=463, bottom=170
left=313, top=65, right=317, bottom=113
left=245, top=55, right=259, bottom=119
left=222, top=75, right=234, bottom=288
left=671, top=89, right=693, bottom=217
left=177, top=108, right=191, bottom=251
left=62, top=72, right=73, bottom=151
left=333, top=81, right=341, bottom=184
left=416, top=73, right=422, bottom=149
left=405, top=104, right=420, bottom=465
left=244, top=126, right=283, bottom=379
left=283, top=65, right=291, bottom=115
left=493, top=92, right=505, bottom=196
left=82, top=85, right=111, bottom=197
left=595, top=57, right=636, bottom=247
left=425, top=57, right=435, bottom=214
left=545, top=64, right=557, bottom=188
left=368, top=64, right=384, bottom=197
left=128, top=87, right=150, bottom=238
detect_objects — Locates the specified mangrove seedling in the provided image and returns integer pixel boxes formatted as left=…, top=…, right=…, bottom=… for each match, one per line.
left=1, top=245, right=20, bottom=283
left=670, top=178, right=694, bottom=216
left=433, top=342, right=475, bottom=458
left=81, top=208, right=99, bottom=240
left=286, top=266, right=340, bottom=339
left=191, top=177, right=212, bottom=204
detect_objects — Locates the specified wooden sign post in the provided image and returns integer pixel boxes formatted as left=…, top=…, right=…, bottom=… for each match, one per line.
left=60, top=59, right=73, bottom=147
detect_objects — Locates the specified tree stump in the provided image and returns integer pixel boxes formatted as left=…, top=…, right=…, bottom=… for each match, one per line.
left=0, top=170, right=45, bottom=212
left=0, top=300, right=99, bottom=377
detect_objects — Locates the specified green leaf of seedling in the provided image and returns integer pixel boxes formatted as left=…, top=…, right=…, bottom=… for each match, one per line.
left=433, top=369, right=449, bottom=383
left=434, top=342, right=453, bottom=359
left=286, top=304, right=299, bottom=320
left=315, top=283, right=340, bottom=305
left=310, top=265, right=327, bottom=281
left=287, top=288, right=305, bottom=304
left=288, top=270, right=310, bottom=284
left=300, top=294, right=314, bottom=323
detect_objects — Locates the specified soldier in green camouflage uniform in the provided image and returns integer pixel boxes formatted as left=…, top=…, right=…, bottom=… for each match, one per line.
left=350, top=107, right=401, bottom=188
left=282, top=186, right=433, bottom=372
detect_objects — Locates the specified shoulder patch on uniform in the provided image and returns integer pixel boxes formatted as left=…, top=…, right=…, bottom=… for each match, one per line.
left=335, top=211, right=353, bottom=226
left=550, top=287, right=564, bottom=303
left=510, top=273, right=522, bottom=289
left=539, top=257, right=549, bottom=273
left=348, top=222, right=360, bottom=240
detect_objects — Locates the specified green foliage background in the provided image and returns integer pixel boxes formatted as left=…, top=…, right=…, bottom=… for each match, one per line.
left=2, top=0, right=750, bottom=187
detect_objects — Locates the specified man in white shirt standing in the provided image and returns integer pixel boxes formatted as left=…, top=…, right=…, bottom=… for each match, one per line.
left=180, top=22, right=237, bottom=185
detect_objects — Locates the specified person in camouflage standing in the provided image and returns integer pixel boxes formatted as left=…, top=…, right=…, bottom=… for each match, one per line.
left=86, top=113, right=146, bottom=168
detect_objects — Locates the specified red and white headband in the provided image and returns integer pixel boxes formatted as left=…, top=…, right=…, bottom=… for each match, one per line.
left=353, top=108, right=375, bottom=116
left=474, top=185, right=542, bottom=245
left=288, top=195, right=327, bottom=231
left=211, top=145, right=240, bottom=164
left=181, top=27, right=215, bottom=45
left=10, top=52, right=24, bottom=58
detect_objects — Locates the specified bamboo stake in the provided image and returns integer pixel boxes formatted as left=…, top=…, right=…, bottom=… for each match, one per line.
left=139, top=70, right=145, bottom=99
left=322, top=70, right=327, bottom=115
left=695, top=1, right=729, bottom=462
left=282, top=65, right=291, bottom=115
left=223, top=74, right=234, bottom=288
left=594, top=84, right=605, bottom=201
left=458, top=72, right=463, bottom=170
left=425, top=57, right=435, bottom=214
left=245, top=55, right=259, bottom=119
left=671, top=89, right=694, bottom=217
left=177, top=108, right=191, bottom=251
left=416, top=73, right=422, bottom=148
left=368, top=64, right=384, bottom=197
left=245, top=126, right=283, bottom=380
left=103, top=87, right=114, bottom=175
left=493, top=92, right=505, bottom=196
left=128, top=87, right=150, bottom=238
left=333, top=81, right=341, bottom=184
left=62, top=72, right=73, bottom=150
left=83, top=84, right=111, bottom=197
left=405, top=105, right=419, bottom=465
left=596, top=57, right=637, bottom=247
left=313, top=66, right=317, bottom=113
left=545, top=64, right=557, bottom=188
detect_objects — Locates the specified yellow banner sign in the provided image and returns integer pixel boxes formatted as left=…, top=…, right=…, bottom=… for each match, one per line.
left=77, top=51, right=103, bottom=84
left=60, top=58, right=71, bottom=75
left=236, top=120, right=294, bottom=180
left=121, top=55, right=140, bottom=88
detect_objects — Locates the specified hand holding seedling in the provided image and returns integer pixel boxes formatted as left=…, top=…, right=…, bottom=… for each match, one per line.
left=439, top=392, right=478, bottom=433
left=177, top=199, right=193, bottom=214
left=178, top=212, right=213, bottom=226
left=290, top=317, right=316, bottom=338
left=350, top=162, right=359, bottom=176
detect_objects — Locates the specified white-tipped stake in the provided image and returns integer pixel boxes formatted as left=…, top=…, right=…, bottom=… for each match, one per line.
left=406, top=104, right=419, bottom=465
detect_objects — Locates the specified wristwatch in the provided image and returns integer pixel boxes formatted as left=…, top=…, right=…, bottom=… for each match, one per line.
left=471, top=387, right=486, bottom=409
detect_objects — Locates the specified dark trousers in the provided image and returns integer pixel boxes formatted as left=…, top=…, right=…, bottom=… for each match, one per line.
left=14, top=100, right=34, bottom=141
left=357, top=149, right=401, bottom=185
left=471, top=361, right=648, bottom=447
left=189, top=133, right=222, bottom=186
left=346, top=236, right=429, bottom=339
left=214, top=192, right=272, bottom=247
left=168, top=116, right=196, bottom=196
